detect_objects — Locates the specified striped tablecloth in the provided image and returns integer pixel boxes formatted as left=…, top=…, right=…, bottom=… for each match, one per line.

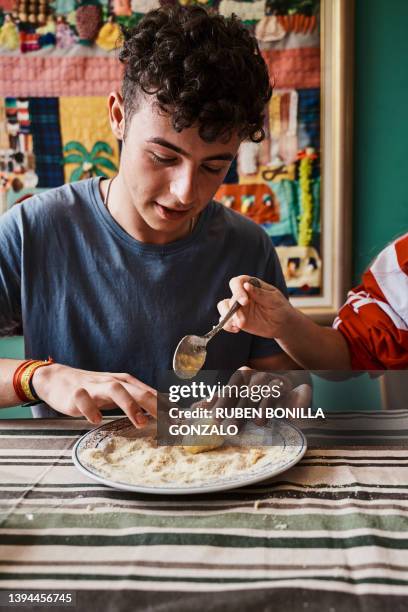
left=0, top=414, right=408, bottom=612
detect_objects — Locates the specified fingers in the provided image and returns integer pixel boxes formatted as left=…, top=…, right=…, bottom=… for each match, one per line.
left=100, top=373, right=158, bottom=420
left=287, top=384, right=312, bottom=411
left=227, top=275, right=273, bottom=305
left=217, top=276, right=285, bottom=336
left=217, top=277, right=253, bottom=331
left=73, top=388, right=103, bottom=425
left=122, top=383, right=158, bottom=420
left=229, top=274, right=281, bottom=308
left=213, top=369, right=247, bottom=420
left=108, top=372, right=157, bottom=396
left=107, top=382, right=150, bottom=429
left=217, top=298, right=241, bottom=332
left=51, top=366, right=159, bottom=428
left=75, top=369, right=157, bottom=398
left=74, top=377, right=157, bottom=428
left=217, top=297, right=250, bottom=332
left=228, top=275, right=252, bottom=306
left=217, top=370, right=269, bottom=432
left=242, top=280, right=280, bottom=307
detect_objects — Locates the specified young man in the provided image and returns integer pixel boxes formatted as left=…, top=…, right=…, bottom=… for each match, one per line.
left=0, top=6, right=298, bottom=427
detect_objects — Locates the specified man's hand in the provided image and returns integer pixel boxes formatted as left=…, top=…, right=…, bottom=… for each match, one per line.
left=32, top=363, right=157, bottom=428
left=217, top=275, right=295, bottom=340
left=214, top=368, right=311, bottom=427
left=187, top=367, right=311, bottom=429
left=218, top=275, right=352, bottom=370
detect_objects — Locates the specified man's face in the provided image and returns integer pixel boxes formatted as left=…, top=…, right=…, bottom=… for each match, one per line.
left=112, top=95, right=241, bottom=240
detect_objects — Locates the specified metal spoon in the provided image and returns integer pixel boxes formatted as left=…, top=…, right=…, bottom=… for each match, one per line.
left=173, top=277, right=261, bottom=379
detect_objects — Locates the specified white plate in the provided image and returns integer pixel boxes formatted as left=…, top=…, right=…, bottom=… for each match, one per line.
left=72, top=417, right=307, bottom=495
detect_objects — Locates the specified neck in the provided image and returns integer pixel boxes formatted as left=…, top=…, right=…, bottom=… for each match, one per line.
left=99, top=175, right=194, bottom=245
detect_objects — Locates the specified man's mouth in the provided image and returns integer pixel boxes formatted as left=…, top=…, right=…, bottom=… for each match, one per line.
left=154, top=202, right=193, bottom=221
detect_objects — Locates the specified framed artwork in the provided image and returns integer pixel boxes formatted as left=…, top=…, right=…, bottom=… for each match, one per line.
left=0, top=0, right=353, bottom=323
left=310, top=0, right=354, bottom=323
left=215, top=0, right=354, bottom=323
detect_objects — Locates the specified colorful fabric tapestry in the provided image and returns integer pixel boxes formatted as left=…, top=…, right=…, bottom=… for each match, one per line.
left=29, top=97, right=64, bottom=187
left=0, top=0, right=322, bottom=297
left=298, top=88, right=320, bottom=150
left=59, top=97, right=119, bottom=183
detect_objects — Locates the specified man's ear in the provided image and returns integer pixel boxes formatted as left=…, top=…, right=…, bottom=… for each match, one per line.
left=108, top=91, right=125, bottom=140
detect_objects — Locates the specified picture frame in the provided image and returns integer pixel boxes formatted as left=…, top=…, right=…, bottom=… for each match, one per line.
left=297, top=0, right=354, bottom=323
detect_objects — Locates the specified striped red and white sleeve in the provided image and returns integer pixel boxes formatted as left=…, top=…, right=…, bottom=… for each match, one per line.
left=333, top=233, right=408, bottom=369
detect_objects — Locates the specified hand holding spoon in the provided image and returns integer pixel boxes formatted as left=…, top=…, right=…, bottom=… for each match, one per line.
left=173, top=277, right=261, bottom=379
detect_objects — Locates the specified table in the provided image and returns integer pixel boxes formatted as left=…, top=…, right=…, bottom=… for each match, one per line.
left=0, top=414, right=408, bottom=611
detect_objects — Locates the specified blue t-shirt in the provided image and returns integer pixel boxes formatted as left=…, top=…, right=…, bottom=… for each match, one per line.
left=0, top=178, right=288, bottom=414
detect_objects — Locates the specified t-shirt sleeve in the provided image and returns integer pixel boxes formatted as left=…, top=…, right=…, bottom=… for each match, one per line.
left=333, top=236, right=408, bottom=369
left=249, top=242, right=288, bottom=359
left=0, top=206, right=23, bottom=336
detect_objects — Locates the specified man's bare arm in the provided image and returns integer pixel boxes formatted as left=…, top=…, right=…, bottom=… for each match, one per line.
left=0, top=359, right=157, bottom=427
left=248, top=353, right=301, bottom=370
left=274, top=310, right=351, bottom=370
left=218, top=276, right=351, bottom=370
left=0, top=359, right=28, bottom=406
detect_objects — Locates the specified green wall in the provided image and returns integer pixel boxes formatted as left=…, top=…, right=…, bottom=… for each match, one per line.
left=353, top=0, right=408, bottom=281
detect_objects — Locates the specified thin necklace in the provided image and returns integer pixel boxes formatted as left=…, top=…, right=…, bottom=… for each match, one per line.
left=103, top=177, right=114, bottom=209
left=103, top=177, right=196, bottom=234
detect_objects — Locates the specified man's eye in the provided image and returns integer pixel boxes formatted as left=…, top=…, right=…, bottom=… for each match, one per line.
left=203, top=165, right=223, bottom=174
left=150, top=153, right=176, bottom=164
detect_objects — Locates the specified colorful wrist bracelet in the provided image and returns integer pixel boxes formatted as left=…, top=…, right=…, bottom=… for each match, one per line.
left=13, top=358, right=54, bottom=402
left=13, top=360, right=35, bottom=402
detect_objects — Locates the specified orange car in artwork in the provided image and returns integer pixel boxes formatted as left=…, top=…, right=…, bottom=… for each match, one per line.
left=215, top=183, right=279, bottom=225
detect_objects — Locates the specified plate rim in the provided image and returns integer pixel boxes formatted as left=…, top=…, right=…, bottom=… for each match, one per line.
left=72, top=418, right=307, bottom=495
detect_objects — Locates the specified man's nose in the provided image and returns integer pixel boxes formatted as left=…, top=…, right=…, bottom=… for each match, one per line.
left=169, top=168, right=197, bottom=206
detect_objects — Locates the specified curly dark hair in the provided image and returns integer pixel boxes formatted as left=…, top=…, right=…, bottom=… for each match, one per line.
left=119, top=5, right=272, bottom=143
